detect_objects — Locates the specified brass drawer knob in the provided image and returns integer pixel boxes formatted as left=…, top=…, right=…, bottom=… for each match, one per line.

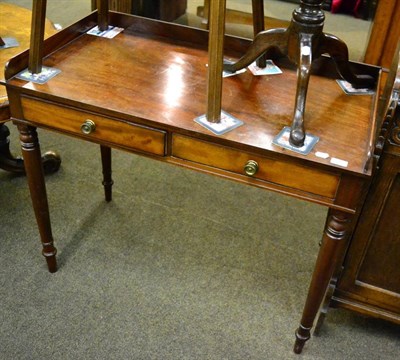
left=80, top=119, right=96, bottom=135
left=244, top=160, right=259, bottom=177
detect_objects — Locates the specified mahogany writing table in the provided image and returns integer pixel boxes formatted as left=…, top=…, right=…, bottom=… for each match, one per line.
left=3, top=12, right=381, bottom=354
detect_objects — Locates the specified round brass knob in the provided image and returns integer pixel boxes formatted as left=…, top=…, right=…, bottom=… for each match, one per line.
left=244, top=160, right=259, bottom=177
left=80, top=119, right=96, bottom=135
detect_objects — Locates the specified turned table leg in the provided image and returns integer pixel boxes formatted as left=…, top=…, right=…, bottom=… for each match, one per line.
left=17, top=123, right=57, bottom=273
left=294, top=209, right=353, bottom=353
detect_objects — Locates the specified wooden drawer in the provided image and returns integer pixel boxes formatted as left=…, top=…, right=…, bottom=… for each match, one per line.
left=21, top=97, right=166, bottom=156
left=172, top=134, right=340, bottom=198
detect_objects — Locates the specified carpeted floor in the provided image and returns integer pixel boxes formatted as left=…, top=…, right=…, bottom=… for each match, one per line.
left=0, top=1, right=399, bottom=359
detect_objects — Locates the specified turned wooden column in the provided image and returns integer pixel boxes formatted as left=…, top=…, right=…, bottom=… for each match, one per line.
left=294, top=209, right=354, bottom=353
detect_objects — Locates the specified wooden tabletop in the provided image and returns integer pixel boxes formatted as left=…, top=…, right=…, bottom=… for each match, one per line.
left=5, top=13, right=379, bottom=176
left=0, top=2, right=57, bottom=109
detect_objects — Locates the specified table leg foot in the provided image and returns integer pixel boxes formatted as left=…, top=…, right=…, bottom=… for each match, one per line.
left=43, top=246, right=58, bottom=273
left=294, top=325, right=312, bottom=354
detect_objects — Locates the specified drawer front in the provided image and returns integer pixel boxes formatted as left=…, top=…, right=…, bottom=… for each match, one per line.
left=21, top=97, right=166, bottom=156
left=172, top=135, right=339, bottom=198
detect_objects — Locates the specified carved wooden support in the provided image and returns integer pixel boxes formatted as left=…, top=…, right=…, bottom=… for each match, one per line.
left=17, top=123, right=57, bottom=273
left=294, top=210, right=353, bottom=354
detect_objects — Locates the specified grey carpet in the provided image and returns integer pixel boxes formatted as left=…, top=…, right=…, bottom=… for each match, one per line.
left=1, top=130, right=399, bottom=360
left=1, top=1, right=399, bottom=359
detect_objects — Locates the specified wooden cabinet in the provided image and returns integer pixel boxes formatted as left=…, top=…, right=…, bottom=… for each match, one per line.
left=331, top=46, right=400, bottom=323
left=332, top=144, right=400, bottom=323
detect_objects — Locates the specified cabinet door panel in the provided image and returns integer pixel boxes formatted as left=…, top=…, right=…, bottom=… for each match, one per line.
left=358, top=170, right=400, bottom=295
left=336, top=152, right=400, bottom=315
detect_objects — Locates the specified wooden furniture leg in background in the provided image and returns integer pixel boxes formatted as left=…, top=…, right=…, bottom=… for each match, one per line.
left=0, top=122, right=24, bottom=173
left=294, top=209, right=354, bottom=353
left=200, top=0, right=267, bottom=68
left=206, top=0, right=226, bottom=123
left=204, top=0, right=266, bottom=124
left=17, top=123, right=57, bottom=273
left=0, top=104, right=24, bottom=173
left=100, top=145, right=113, bottom=202
left=202, top=0, right=210, bottom=26
left=251, top=0, right=266, bottom=68
left=0, top=122, right=60, bottom=175
left=97, top=0, right=109, bottom=31
left=29, top=0, right=47, bottom=74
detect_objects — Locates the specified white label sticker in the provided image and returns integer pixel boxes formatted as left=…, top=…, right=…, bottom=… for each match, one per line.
left=330, top=157, right=349, bottom=167
left=87, top=26, right=124, bottom=39
left=315, top=151, right=329, bottom=159
left=248, top=60, right=283, bottom=76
